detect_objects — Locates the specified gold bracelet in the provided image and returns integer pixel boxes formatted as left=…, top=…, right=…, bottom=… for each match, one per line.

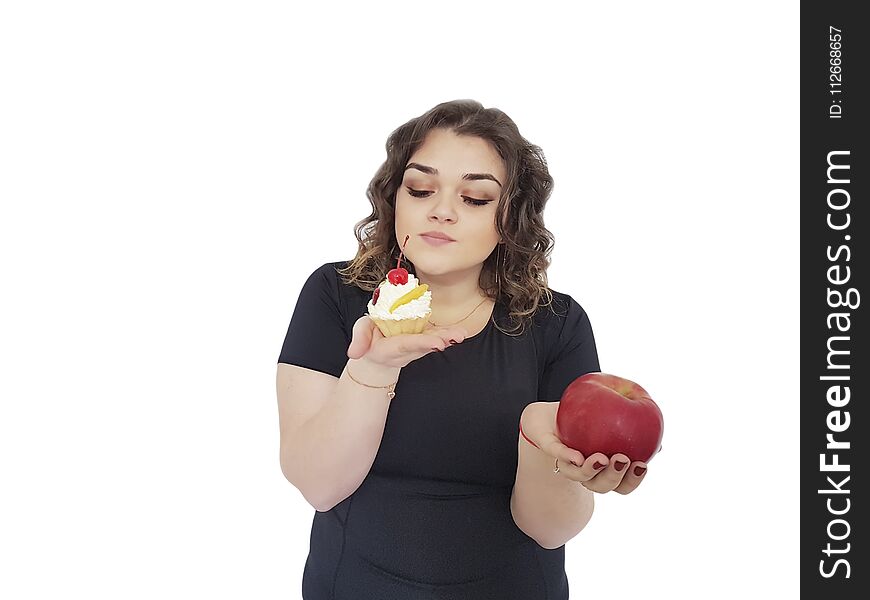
left=346, top=362, right=398, bottom=400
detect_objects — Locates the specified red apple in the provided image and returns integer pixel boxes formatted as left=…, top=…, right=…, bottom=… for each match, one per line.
left=556, top=373, right=664, bottom=463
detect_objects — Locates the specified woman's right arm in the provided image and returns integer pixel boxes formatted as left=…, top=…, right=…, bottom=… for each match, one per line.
left=277, top=315, right=468, bottom=512
left=277, top=356, right=401, bottom=512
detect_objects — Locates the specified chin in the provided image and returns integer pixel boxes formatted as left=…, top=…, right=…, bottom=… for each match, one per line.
left=420, top=257, right=486, bottom=278
left=407, top=255, right=446, bottom=274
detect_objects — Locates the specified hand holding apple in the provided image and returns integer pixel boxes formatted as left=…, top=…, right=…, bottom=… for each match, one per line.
left=519, top=401, right=646, bottom=495
left=556, top=372, right=664, bottom=464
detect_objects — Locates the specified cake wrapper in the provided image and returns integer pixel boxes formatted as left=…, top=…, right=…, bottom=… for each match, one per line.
left=369, top=314, right=430, bottom=337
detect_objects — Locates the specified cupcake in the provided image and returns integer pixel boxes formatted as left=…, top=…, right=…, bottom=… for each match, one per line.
left=367, top=235, right=432, bottom=337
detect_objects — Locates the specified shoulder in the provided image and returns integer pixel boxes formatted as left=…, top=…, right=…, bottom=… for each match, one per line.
left=292, top=260, right=355, bottom=311
left=306, top=260, right=353, bottom=289
left=532, top=287, right=595, bottom=362
left=534, top=287, right=590, bottom=333
left=311, top=260, right=349, bottom=277
left=309, top=259, right=370, bottom=321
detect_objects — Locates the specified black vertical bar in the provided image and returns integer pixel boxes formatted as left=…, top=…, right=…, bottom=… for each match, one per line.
left=802, top=1, right=868, bottom=596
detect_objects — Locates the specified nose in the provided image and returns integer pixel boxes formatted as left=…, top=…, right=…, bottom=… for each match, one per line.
left=428, top=193, right=458, bottom=222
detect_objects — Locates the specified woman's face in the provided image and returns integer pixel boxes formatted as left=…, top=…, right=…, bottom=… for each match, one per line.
left=395, top=128, right=506, bottom=277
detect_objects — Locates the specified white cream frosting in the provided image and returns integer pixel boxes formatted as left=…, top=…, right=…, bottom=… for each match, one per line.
left=367, top=273, right=433, bottom=320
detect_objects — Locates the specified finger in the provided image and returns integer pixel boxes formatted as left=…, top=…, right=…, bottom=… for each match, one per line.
left=451, top=326, right=470, bottom=342
left=385, top=329, right=445, bottom=355
left=608, top=453, right=631, bottom=478
left=419, top=333, right=447, bottom=353
left=418, top=323, right=469, bottom=351
left=614, top=461, right=648, bottom=495
left=429, top=326, right=468, bottom=347
left=548, top=443, right=607, bottom=483
left=347, top=316, right=375, bottom=359
left=576, top=452, right=609, bottom=482
left=543, top=441, right=584, bottom=476
left=581, top=453, right=630, bottom=494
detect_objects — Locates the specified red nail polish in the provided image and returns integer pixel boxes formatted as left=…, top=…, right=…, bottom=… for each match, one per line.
left=614, top=460, right=627, bottom=472
left=592, top=461, right=605, bottom=470
left=634, top=466, right=646, bottom=477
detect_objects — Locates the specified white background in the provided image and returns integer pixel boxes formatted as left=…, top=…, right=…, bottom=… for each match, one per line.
left=0, top=1, right=799, bottom=597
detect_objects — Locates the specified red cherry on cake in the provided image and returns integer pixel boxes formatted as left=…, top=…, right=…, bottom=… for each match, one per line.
left=387, top=234, right=412, bottom=285
left=387, top=268, right=408, bottom=285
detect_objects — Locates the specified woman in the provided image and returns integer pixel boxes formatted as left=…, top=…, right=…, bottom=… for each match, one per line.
left=277, top=99, right=649, bottom=599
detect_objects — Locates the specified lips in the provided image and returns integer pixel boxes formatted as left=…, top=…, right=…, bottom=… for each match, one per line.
left=420, top=231, right=456, bottom=242
left=421, top=235, right=454, bottom=247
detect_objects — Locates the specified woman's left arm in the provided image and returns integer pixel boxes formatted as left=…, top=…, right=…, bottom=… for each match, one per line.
left=510, top=401, right=648, bottom=549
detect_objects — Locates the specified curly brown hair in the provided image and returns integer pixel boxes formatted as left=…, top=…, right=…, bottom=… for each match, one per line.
left=336, top=99, right=560, bottom=336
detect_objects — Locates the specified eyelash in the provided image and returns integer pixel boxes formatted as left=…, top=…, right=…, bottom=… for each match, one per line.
left=405, top=187, right=492, bottom=207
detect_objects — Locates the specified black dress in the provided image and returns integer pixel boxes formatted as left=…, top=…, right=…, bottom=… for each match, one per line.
left=278, top=261, right=601, bottom=600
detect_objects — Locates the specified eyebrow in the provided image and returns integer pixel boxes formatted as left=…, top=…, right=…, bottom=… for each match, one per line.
left=404, top=162, right=502, bottom=187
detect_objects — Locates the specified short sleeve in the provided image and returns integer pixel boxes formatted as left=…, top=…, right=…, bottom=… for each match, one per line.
left=277, top=263, right=349, bottom=378
left=539, top=295, right=601, bottom=403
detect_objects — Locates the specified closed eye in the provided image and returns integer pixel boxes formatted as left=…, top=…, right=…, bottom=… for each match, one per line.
left=406, top=187, right=492, bottom=207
